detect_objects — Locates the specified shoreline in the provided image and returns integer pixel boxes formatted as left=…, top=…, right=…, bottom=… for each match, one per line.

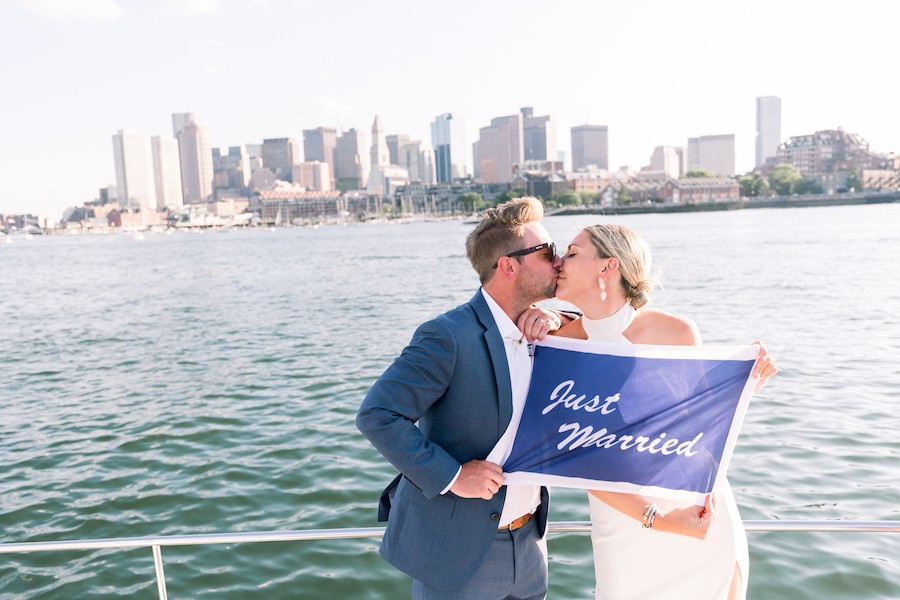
left=548, top=190, right=900, bottom=216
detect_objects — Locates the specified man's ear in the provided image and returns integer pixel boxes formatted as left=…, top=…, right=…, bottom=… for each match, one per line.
left=495, top=256, right=517, bottom=279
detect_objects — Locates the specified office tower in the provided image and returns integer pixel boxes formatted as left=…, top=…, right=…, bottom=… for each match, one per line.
left=756, top=96, right=782, bottom=168
left=292, top=161, right=332, bottom=191
left=334, top=128, right=368, bottom=191
left=687, top=134, right=736, bottom=176
left=476, top=113, right=524, bottom=183
left=649, top=146, right=681, bottom=179
left=521, top=107, right=557, bottom=161
left=431, top=113, right=468, bottom=183
left=213, top=146, right=251, bottom=194
left=400, top=140, right=436, bottom=184
left=261, top=137, right=299, bottom=181
left=151, top=135, right=183, bottom=209
left=173, top=113, right=214, bottom=204
left=112, top=129, right=157, bottom=213
left=571, top=125, right=609, bottom=170
left=386, top=134, right=410, bottom=166
left=675, top=147, right=688, bottom=177
left=303, top=127, right=337, bottom=185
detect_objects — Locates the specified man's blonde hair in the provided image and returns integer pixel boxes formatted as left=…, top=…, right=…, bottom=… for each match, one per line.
left=465, top=196, right=544, bottom=284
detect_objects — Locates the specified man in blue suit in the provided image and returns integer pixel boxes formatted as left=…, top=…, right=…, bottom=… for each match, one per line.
left=357, top=197, right=564, bottom=599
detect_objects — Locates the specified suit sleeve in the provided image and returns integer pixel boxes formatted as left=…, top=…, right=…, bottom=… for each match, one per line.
left=356, top=318, right=461, bottom=499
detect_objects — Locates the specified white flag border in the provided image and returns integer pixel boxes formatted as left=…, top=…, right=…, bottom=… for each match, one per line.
left=501, top=338, right=761, bottom=506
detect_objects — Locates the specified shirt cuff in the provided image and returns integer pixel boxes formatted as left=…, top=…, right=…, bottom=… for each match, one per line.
left=440, top=466, right=462, bottom=495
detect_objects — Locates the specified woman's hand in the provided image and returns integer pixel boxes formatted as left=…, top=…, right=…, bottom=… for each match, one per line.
left=654, top=493, right=716, bottom=539
left=752, top=340, right=778, bottom=392
left=516, top=306, right=562, bottom=342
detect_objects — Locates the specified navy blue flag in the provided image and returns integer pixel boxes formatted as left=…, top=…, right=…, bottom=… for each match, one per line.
left=496, top=337, right=759, bottom=505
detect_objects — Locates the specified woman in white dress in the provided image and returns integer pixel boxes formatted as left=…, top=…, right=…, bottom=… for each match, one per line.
left=529, top=224, right=777, bottom=600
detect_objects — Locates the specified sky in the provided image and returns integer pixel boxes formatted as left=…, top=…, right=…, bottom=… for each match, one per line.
left=1, top=0, right=898, bottom=219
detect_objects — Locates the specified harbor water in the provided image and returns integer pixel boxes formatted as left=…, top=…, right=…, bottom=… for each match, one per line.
left=2, top=203, right=899, bottom=598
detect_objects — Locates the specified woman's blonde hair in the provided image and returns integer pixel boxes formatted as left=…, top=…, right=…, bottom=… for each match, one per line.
left=583, top=224, right=656, bottom=309
left=466, top=197, right=544, bottom=284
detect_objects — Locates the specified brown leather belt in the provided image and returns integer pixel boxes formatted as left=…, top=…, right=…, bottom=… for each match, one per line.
left=498, top=512, right=532, bottom=531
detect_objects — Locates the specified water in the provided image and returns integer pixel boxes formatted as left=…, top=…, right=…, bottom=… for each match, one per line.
left=1, top=203, right=899, bottom=598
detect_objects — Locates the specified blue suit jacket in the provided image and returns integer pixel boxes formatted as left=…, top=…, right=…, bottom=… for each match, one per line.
left=356, top=290, right=549, bottom=591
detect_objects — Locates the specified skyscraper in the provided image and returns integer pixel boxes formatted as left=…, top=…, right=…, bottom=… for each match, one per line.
left=649, top=146, right=681, bottom=179
left=400, top=140, right=436, bottom=184
left=687, top=134, right=736, bottom=176
left=151, top=135, right=183, bottom=209
left=571, top=125, right=609, bottom=170
left=112, top=129, right=157, bottom=213
left=172, top=113, right=214, bottom=204
left=756, top=96, right=782, bottom=168
left=334, top=128, right=368, bottom=191
left=431, top=113, right=468, bottom=183
left=476, top=113, right=524, bottom=183
left=386, top=134, right=410, bottom=166
left=522, top=107, right=557, bottom=161
left=261, top=137, right=299, bottom=181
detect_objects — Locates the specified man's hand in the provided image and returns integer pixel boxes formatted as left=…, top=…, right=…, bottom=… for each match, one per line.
left=516, top=307, right=562, bottom=342
left=450, top=460, right=504, bottom=500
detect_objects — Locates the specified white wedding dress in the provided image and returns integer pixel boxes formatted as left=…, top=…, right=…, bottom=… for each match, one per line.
left=584, top=302, right=749, bottom=600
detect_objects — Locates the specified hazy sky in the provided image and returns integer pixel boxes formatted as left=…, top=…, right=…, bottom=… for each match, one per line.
left=1, top=0, right=897, bottom=218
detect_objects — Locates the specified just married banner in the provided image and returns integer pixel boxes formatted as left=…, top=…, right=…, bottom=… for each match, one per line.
left=498, top=337, right=759, bottom=506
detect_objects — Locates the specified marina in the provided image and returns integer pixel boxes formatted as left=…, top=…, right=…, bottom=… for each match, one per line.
left=2, top=203, right=899, bottom=598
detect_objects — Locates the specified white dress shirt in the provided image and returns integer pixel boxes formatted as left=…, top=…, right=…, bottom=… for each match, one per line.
left=481, top=289, right=542, bottom=527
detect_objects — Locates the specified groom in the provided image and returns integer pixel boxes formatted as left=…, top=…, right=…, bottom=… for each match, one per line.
left=356, top=196, right=562, bottom=599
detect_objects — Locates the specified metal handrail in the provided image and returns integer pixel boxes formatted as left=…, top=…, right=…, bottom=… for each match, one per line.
left=2, top=521, right=898, bottom=599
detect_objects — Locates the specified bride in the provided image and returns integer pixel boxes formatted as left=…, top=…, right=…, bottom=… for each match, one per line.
left=523, top=224, right=777, bottom=600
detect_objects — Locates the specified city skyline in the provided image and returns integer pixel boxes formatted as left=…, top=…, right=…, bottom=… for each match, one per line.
left=1, top=0, right=898, bottom=218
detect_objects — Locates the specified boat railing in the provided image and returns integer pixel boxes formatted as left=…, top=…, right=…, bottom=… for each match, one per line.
left=1, top=521, right=898, bottom=600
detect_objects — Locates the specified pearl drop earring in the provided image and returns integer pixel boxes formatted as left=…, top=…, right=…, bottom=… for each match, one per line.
left=599, top=277, right=607, bottom=302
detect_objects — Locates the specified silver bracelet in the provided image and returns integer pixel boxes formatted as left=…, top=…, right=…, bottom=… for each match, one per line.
left=642, top=504, right=659, bottom=529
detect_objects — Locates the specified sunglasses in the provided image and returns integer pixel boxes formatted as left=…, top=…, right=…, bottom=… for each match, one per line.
left=492, top=241, right=556, bottom=269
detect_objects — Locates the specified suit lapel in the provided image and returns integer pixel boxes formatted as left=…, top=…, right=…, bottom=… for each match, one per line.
left=470, top=290, right=513, bottom=438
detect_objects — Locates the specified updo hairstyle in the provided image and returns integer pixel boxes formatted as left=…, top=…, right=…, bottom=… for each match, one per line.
left=583, top=224, right=656, bottom=309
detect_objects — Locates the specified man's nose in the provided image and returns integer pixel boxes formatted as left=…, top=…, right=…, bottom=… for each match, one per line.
left=552, top=254, right=563, bottom=268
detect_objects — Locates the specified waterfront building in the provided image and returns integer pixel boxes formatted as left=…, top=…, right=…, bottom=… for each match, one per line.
left=258, top=189, right=346, bottom=224
left=477, top=113, right=524, bottom=184
left=756, top=96, right=782, bottom=168
left=173, top=113, right=214, bottom=204
left=112, top=129, right=157, bottom=213
left=649, top=145, right=681, bottom=179
left=334, top=129, right=368, bottom=191
left=261, top=138, right=299, bottom=182
left=658, top=177, right=740, bottom=204
left=687, top=134, right=736, bottom=176
left=571, top=125, right=609, bottom=171
left=394, top=181, right=511, bottom=215
left=292, top=161, right=333, bottom=192
left=386, top=134, right=410, bottom=166
left=774, top=128, right=896, bottom=177
left=431, top=113, right=468, bottom=182
left=151, top=135, right=183, bottom=210
left=598, top=180, right=664, bottom=207
left=213, top=146, right=251, bottom=197
left=521, top=107, right=557, bottom=162
left=302, top=127, right=336, bottom=186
